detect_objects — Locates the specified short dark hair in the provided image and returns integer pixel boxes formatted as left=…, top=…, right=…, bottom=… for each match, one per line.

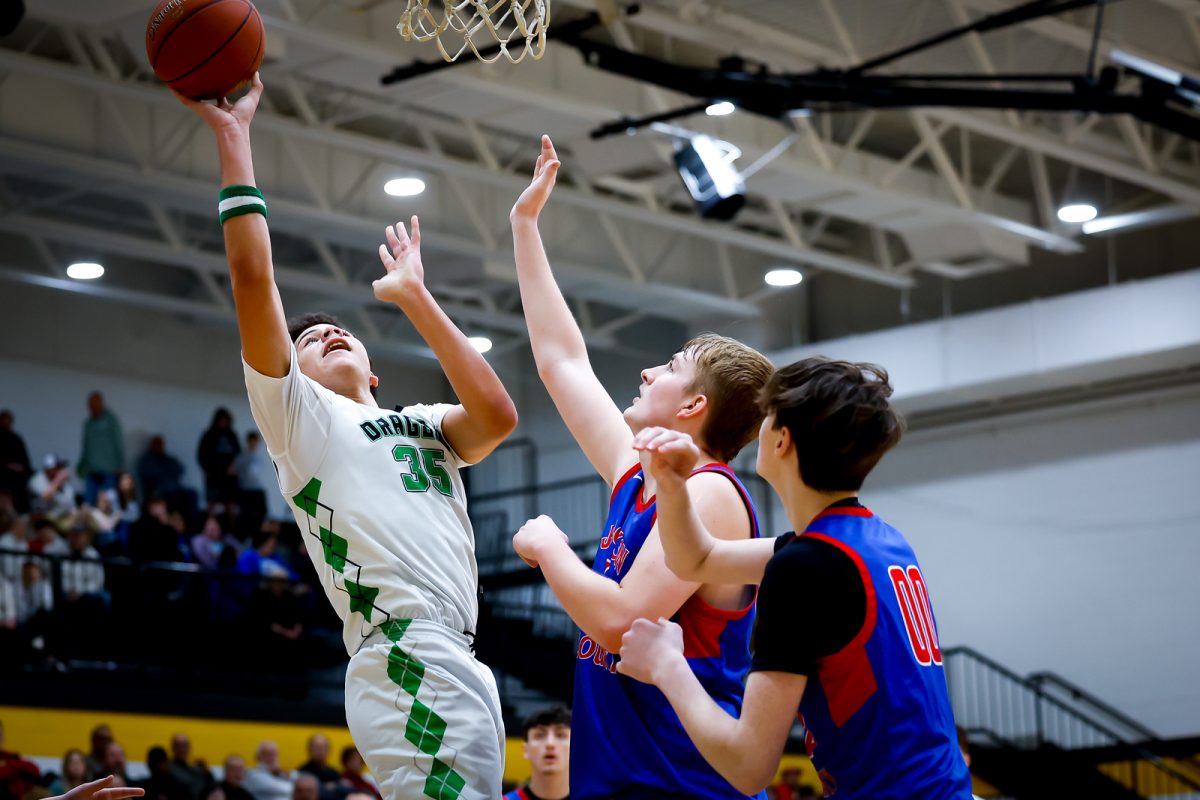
left=340, top=746, right=359, bottom=766
left=287, top=312, right=377, bottom=399
left=521, top=706, right=571, bottom=739
left=759, top=358, right=904, bottom=492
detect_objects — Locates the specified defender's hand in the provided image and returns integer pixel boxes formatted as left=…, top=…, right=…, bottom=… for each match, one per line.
left=510, top=135, right=560, bottom=223
left=512, top=514, right=569, bottom=568
left=618, top=617, right=685, bottom=685
left=632, top=427, right=701, bottom=492
left=54, top=776, right=145, bottom=800
left=374, top=215, right=425, bottom=305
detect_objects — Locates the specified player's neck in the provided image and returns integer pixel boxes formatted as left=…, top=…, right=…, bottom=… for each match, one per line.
left=528, top=771, right=569, bottom=800
left=637, top=444, right=718, bottom=498
left=781, top=480, right=858, bottom=533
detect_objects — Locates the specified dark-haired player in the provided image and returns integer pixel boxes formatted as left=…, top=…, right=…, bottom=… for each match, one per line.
left=503, top=706, right=571, bottom=800
left=174, top=76, right=518, bottom=800
left=620, top=359, right=973, bottom=799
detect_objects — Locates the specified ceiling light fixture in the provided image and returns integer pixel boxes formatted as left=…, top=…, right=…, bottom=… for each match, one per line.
left=468, top=336, right=493, bottom=354
left=1057, top=204, right=1097, bottom=223
left=705, top=101, right=735, bottom=117
left=384, top=178, right=426, bottom=197
left=66, top=262, right=104, bottom=280
left=764, top=268, right=803, bottom=287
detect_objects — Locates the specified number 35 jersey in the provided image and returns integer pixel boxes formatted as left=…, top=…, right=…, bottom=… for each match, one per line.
left=244, top=349, right=478, bottom=654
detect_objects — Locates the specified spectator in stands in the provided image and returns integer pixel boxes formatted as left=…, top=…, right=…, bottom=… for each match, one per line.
left=166, top=511, right=195, bottom=563
left=28, top=454, right=79, bottom=527
left=128, top=499, right=185, bottom=564
left=136, top=438, right=187, bottom=511
left=289, top=775, right=317, bottom=800
left=50, top=749, right=90, bottom=795
left=337, top=749, right=377, bottom=800
left=168, top=734, right=213, bottom=800
left=32, top=515, right=70, bottom=557
left=295, top=735, right=339, bottom=795
left=190, top=516, right=240, bottom=571
left=61, top=522, right=107, bottom=612
left=503, top=706, right=571, bottom=800
left=197, top=409, right=240, bottom=510
left=769, top=767, right=814, bottom=800
left=17, top=559, right=53, bottom=625
left=236, top=529, right=295, bottom=580
left=0, top=411, right=32, bottom=514
left=85, top=725, right=114, bottom=779
left=0, top=573, right=17, bottom=652
left=113, top=473, right=140, bottom=548
left=242, top=742, right=292, bottom=800
left=0, top=719, right=42, bottom=800
left=232, top=433, right=270, bottom=536
left=137, top=747, right=190, bottom=800
left=78, top=392, right=126, bottom=506
left=0, top=512, right=30, bottom=583
left=99, top=743, right=128, bottom=785
left=217, top=757, right=253, bottom=800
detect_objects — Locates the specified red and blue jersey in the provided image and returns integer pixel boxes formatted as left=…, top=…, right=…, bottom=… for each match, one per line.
left=792, top=505, right=972, bottom=799
left=570, top=463, right=766, bottom=800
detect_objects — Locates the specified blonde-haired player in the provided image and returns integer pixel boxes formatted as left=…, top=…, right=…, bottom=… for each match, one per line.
left=174, top=76, right=517, bottom=800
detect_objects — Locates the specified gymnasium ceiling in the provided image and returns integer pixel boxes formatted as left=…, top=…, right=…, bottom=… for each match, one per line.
left=1, top=0, right=1199, bottom=365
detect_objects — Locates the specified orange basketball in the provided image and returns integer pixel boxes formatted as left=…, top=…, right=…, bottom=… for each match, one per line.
left=146, top=0, right=265, bottom=100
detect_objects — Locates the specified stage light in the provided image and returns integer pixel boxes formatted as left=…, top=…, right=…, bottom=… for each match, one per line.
left=706, top=101, right=735, bottom=116
left=674, top=135, right=746, bottom=220
left=468, top=336, right=493, bottom=354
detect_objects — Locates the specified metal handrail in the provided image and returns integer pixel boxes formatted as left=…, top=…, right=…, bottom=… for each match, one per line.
left=945, top=647, right=1200, bottom=793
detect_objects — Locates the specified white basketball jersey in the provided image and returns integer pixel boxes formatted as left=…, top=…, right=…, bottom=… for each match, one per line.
left=244, top=351, right=478, bottom=654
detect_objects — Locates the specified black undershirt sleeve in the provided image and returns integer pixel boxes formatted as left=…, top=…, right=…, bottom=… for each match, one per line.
left=750, top=533, right=867, bottom=676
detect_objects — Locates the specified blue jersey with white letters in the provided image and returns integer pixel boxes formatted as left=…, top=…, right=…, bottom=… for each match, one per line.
left=570, top=463, right=766, bottom=800
left=792, top=505, right=972, bottom=799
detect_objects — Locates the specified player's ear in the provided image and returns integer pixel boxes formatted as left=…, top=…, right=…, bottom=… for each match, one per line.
left=677, top=393, right=707, bottom=421
left=369, top=373, right=380, bottom=390
left=775, top=424, right=794, bottom=458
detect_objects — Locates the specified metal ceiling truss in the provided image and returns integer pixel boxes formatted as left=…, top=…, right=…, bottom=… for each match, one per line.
left=0, top=0, right=1197, bottom=363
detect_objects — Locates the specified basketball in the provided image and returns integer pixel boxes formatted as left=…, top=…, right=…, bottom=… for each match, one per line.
left=145, top=0, right=265, bottom=100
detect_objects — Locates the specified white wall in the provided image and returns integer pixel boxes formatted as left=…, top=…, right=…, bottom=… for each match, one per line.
left=861, top=385, right=1200, bottom=738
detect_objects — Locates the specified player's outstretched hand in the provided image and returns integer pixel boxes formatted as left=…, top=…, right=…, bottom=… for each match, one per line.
left=510, top=135, right=560, bottom=223
left=512, top=514, right=569, bottom=568
left=618, top=617, right=685, bottom=685
left=632, top=427, right=700, bottom=491
left=374, top=215, right=425, bottom=307
left=172, top=72, right=264, bottom=136
left=52, top=776, right=145, bottom=800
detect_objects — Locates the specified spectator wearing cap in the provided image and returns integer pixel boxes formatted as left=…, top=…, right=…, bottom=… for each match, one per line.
left=0, top=410, right=32, bottom=514
left=78, top=392, right=125, bottom=506
left=28, top=454, right=78, bottom=526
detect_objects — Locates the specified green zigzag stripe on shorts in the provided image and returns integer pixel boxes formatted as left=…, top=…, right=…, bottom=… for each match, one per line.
left=380, top=619, right=468, bottom=800
left=291, top=482, right=466, bottom=800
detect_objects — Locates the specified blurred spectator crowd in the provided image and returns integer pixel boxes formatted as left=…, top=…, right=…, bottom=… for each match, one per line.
left=0, top=395, right=340, bottom=678
left=0, top=719, right=381, bottom=800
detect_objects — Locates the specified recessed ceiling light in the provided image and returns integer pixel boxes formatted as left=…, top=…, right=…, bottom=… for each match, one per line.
left=384, top=178, right=426, bottom=197
left=468, top=336, right=493, bottom=354
left=66, top=262, right=104, bottom=280
left=764, top=268, right=803, bottom=287
left=705, top=101, right=735, bottom=117
left=1057, top=203, right=1097, bottom=223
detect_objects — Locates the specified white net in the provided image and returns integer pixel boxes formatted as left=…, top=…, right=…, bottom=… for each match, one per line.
left=398, top=0, right=551, bottom=64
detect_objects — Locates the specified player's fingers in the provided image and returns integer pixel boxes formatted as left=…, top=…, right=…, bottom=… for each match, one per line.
left=543, top=134, right=558, bottom=161
left=97, top=789, right=146, bottom=800
left=384, top=225, right=400, bottom=253
left=377, top=243, right=392, bottom=269
left=394, top=220, right=410, bottom=246
left=535, top=153, right=544, bottom=174
left=410, top=215, right=420, bottom=246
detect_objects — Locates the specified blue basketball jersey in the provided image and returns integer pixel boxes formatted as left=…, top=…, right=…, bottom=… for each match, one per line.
left=794, top=505, right=972, bottom=799
left=502, top=789, right=529, bottom=800
left=570, top=463, right=766, bottom=800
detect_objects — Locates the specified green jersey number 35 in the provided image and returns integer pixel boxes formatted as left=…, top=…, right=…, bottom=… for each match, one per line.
left=391, top=445, right=453, bottom=497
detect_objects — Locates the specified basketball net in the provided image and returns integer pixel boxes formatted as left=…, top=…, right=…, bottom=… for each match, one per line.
left=398, top=0, right=550, bottom=64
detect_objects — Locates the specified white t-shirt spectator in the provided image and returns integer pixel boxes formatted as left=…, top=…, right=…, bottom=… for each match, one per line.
left=0, top=578, right=17, bottom=629
left=0, top=531, right=27, bottom=582
left=61, top=546, right=105, bottom=597
left=242, top=765, right=294, bottom=800
left=28, top=470, right=78, bottom=519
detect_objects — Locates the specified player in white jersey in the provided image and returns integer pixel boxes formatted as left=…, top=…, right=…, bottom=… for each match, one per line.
left=174, top=76, right=518, bottom=800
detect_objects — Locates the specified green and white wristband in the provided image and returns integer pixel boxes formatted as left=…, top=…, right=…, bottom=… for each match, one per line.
left=218, top=184, right=268, bottom=224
